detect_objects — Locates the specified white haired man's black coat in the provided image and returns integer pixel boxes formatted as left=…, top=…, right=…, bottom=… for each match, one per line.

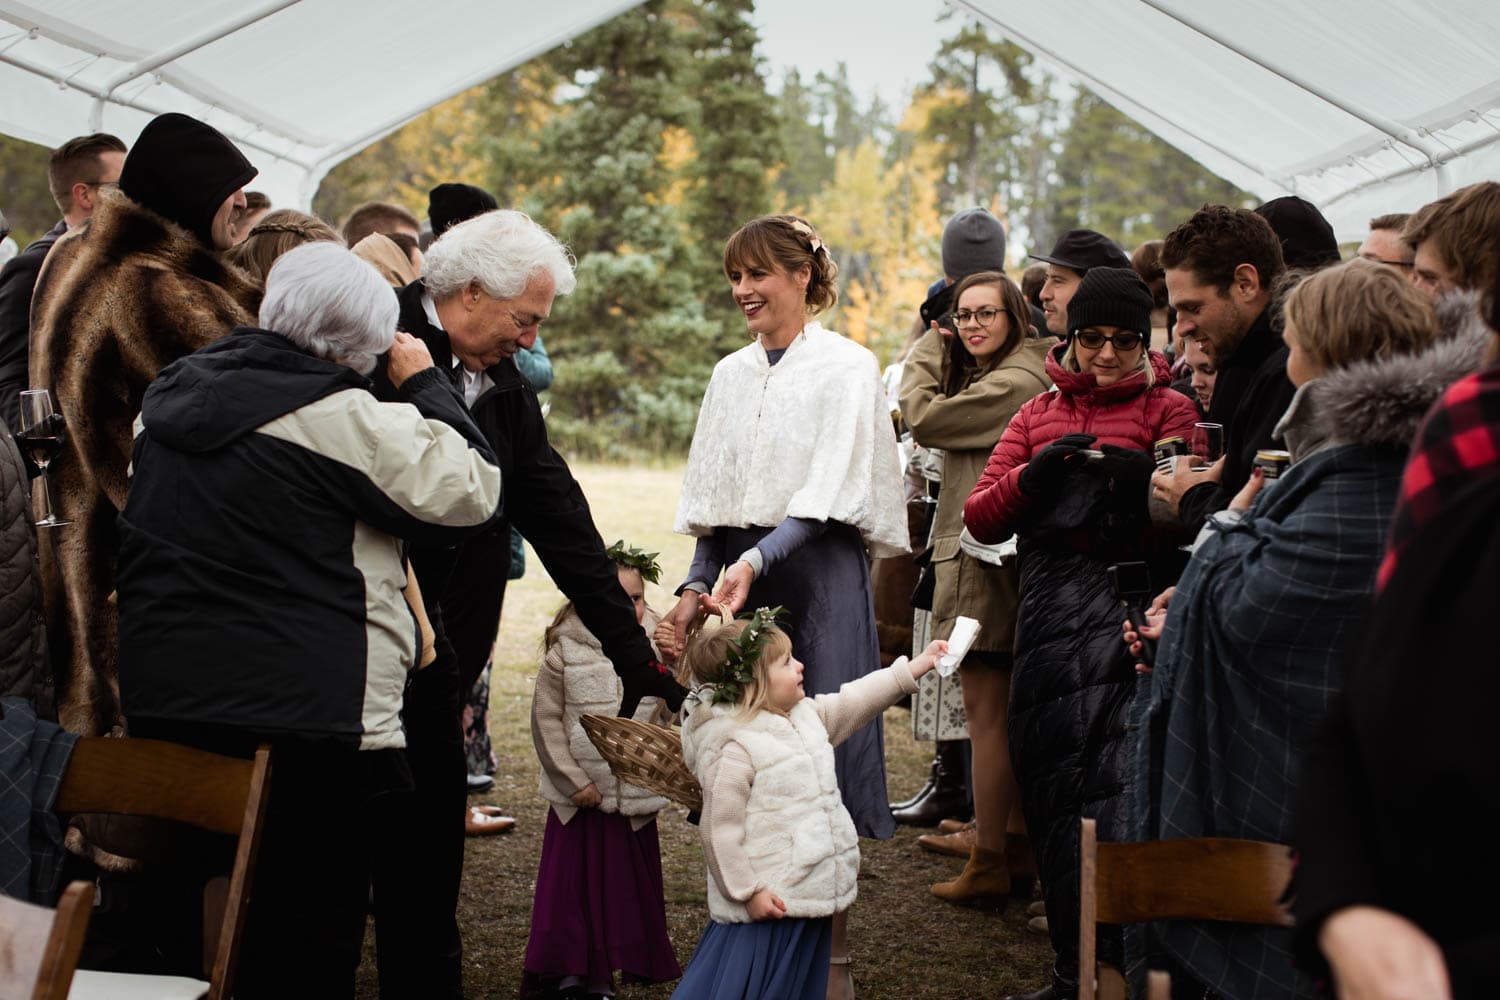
left=366, top=278, right=681, bottom=998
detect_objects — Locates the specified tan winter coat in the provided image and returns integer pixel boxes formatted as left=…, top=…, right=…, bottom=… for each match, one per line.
left=28, top=189, right=260, bottom=737
left=899, top=331, right=1050, bottom=654
left=531, top=605, right=669, bottom=824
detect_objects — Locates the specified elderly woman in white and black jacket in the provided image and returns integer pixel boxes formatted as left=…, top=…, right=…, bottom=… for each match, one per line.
left=116, top=241, right=501, bottom=998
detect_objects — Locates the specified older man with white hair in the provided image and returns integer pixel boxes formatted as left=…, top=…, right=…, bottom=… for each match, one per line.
left=369, top=208, right=685, bottom=998
left=116, top=241, right=501, bottom=997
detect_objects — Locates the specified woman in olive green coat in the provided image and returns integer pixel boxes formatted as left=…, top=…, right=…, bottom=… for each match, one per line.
left=899, top=270, right=1051, bottom=902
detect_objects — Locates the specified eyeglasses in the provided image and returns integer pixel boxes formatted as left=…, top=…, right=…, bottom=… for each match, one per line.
left=953, top=307, right=1006, bottom=328
left=1074, top=329, right=1144, bottom=351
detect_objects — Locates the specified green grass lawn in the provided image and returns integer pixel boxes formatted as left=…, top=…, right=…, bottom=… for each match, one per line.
left=356, top=461, right=1052, bottom=999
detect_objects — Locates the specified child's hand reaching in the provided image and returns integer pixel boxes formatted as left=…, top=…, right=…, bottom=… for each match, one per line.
left=571, top=783, right=602, bottom=808
left=908, top=639, right=949, bottom=679
left=747, top=888, right=787, bottom=921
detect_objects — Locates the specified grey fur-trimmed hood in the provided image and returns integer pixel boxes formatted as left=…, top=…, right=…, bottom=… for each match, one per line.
left=1283, top=291, right=1491, bottom=455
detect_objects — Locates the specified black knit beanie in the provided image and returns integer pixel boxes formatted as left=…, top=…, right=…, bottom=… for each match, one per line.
left=941, top=207, right=1007, bottom=280
left=118, top=113, right=256, bottom=247
left=429, top=183, right=499, bottom=236
left=1066, top=266, right=1154, bottom=336
left=1254, top=196, right=1340, bottom=270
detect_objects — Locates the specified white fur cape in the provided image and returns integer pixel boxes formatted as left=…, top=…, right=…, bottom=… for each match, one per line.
left=673, top=324, right=908, bottom=558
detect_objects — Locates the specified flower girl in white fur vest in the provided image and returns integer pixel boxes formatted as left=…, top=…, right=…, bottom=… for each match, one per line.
left=521, top=543, right=683, bottom=1000
left=673, top=608, right=947, bottom=1000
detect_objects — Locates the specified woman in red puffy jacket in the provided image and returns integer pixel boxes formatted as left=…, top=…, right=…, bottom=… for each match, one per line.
left=964, top=266, right=1197, bottom=1000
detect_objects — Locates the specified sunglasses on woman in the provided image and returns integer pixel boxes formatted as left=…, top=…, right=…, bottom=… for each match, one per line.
left=1074, top=329, right=1144, bottom=351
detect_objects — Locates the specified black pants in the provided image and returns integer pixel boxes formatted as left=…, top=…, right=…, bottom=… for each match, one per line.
left=372, top=650, right=466, bottom=1000
left=129, top=720, right=408, bottom=999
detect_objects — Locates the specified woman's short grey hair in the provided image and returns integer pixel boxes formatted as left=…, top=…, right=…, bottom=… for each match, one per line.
left=422, top=209, right=576, bottom=302
left=259, top=242, right=398, bottom=376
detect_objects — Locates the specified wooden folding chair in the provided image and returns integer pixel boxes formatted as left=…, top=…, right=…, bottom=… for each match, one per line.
left=54, top=738, right=271, bottom=1000
left=1078, top=817, right=1294, bottom=1000
left=0, top=880, right=94, bottom=999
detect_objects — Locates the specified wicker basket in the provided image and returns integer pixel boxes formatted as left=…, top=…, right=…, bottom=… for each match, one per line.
left=579, top=714, right=703, bottom=813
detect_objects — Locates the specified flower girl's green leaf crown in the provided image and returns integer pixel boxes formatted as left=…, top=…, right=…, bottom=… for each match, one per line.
left=708, top=605, right=787, bottom=706
left=605, top=539, right=662, bottom=584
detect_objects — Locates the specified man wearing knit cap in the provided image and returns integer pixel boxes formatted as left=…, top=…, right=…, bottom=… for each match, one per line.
left=917, top=207, right=1008, bottom=332
left=28, top=112, right=260, bottom=756
left=428, top=181, right=500, bottom=237
left=1254, top=195, right=1340, bottom=270
left=1029, top=229, right=1131, bottom=338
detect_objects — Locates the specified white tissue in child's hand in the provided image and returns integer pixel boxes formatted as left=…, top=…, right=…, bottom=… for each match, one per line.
left=937, top=616, right=981, bottom=677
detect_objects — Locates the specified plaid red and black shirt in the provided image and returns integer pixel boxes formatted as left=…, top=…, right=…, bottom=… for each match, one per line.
left=1379, top=365, right=1500, bottom=590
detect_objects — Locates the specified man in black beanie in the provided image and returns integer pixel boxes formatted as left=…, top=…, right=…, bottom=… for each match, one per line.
left=1029, top=229, right=1132, bottom=338
left=28, top=111, right=261, bottom=751
left=428, top=182, right=499, bottom=237
left=1254, top=195, right=1340, bottom=271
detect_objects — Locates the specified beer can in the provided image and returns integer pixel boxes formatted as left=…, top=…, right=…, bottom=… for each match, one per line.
left=1153, top=436, right=1188, bottom=474
left=1254, top=449, right=1291, bottom=479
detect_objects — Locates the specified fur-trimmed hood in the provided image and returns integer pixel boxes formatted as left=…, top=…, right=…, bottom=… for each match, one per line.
left=1277, top=291, right=1491, bottom=460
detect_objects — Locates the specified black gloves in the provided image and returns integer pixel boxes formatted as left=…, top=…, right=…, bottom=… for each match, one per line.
left=1096, top=444, right=1155, bottom=497
left=618, top=658, right=688, bottom=718
left=1018, top=433, right=1096, bottom=497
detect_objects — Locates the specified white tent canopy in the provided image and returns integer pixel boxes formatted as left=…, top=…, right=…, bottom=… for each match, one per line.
left=0, top=0, right=642, bottom=209
left=955, top=0, right=1500, bottom=239
left=2, top=1, right=1497, bottom=236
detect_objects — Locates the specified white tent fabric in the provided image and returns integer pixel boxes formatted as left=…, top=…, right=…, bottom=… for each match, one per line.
left=0, top=0, right=642, bottom=209
left=954, top=0, right=1500, bottom=238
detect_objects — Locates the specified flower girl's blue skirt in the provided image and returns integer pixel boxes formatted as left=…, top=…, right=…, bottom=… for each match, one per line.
left=671, top=915, right=832, bottom=999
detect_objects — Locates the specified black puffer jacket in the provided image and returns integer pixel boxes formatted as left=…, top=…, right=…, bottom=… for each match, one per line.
left=1010, top=466, right=1153, bottom=981
left=0, top=419, right=47, bottom=712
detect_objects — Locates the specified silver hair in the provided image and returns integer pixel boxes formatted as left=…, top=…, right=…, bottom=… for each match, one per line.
left=422, top=208, right=576, bottom=302
left=259, top=242, right=398, bottom=375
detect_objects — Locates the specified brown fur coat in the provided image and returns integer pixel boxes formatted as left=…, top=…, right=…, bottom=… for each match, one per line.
left=28, top=189, right=260, bottom=737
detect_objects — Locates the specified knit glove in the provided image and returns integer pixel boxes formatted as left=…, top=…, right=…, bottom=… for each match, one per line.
left=1096, top=444, right=1156, bottom=497
left=1018, top=434, right=1096, bottom=497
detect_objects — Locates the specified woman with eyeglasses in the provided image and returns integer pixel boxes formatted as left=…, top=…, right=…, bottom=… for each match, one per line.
left=963, top=266, right=1197, bottom=1000
left=897, top=271, right=1050, bottom=905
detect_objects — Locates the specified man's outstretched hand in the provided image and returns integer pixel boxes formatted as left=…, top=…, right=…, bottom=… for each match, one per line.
left=618, top=658, right=687, bottom=718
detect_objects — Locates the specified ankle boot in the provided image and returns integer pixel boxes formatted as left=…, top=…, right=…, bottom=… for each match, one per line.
left=892, top=740, right=969, bottom=826
left=889, top=755, right=939, bottom=812
left=930, top=845, right=1010, bottom=903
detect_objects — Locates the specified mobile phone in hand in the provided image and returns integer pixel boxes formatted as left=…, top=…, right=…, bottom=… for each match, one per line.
left=1107, top=561, right=1156, bottom=668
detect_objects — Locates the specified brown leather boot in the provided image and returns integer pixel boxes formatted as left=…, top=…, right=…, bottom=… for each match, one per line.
left=930, top=845, right=1010, bottom=903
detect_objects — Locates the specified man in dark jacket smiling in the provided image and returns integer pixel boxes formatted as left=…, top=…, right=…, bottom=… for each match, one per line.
left=370, top=208, right=685, bottom=998
left=118, top=242, right=501, bottom=997
left=1153, top=205, right=1291, bottom=534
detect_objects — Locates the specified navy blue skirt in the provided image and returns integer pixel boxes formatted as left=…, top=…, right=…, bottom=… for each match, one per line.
left=671, top=916, right=832, bottom=1000
left=725, top=521, right=893, bottom=839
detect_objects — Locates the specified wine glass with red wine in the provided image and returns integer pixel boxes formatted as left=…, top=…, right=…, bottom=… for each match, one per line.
left=17, top=389, right=70, bottom=527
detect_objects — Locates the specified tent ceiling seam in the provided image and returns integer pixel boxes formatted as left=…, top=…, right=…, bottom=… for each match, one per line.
left=0, top=9, right=319, bottom=151
left=1139, top=0, right=1448, bottom=170
left=96, top=0, right=300, bottom=102
left=305, top=0, right=645, bottom=172
left=945, top=0, right=1289, bottom=193
left=0, top=45, right=314, bottom=169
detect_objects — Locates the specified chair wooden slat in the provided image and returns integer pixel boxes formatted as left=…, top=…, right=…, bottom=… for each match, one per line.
left=1079, top=817, right=1294, bottom=1000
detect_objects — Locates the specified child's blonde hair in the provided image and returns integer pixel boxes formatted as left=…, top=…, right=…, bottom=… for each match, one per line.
left=681, top=616, right=793, bottom=716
